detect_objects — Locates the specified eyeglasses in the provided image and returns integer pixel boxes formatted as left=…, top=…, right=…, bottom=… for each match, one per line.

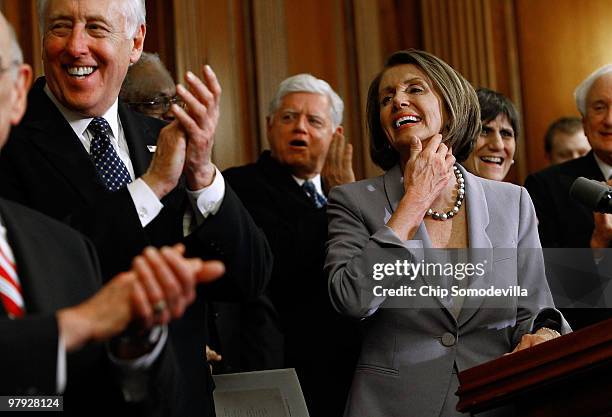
left=127, top=95, right=185, bottom=115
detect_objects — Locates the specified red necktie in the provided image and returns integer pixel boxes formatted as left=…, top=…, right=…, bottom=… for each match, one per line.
left=0, top=246, right=24, bottom=319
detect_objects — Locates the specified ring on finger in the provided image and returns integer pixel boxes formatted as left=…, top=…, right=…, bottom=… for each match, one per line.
left=153, top=300, right=167, bottom=315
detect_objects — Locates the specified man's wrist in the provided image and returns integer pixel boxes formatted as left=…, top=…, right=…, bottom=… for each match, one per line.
left=56, top=307, right=93, bottom=353
left=186, top=164, right=216, bottom=191
left=109, top=326, right=163, bottom=360
left=141, top=172, right=174, bottom=199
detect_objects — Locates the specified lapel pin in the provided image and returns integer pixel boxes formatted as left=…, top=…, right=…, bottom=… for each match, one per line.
left=147, top=145, right=157, bottom=153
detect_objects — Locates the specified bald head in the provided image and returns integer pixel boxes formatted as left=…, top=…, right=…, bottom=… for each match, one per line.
left=0, top=12, right=32, bottom=149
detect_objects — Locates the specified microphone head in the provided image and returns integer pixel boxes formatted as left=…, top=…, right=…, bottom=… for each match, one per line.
left=570, top=177, right=611, bottom=210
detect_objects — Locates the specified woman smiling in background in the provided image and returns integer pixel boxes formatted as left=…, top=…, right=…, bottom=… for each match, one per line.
left=463, top=88, right=518, bottom=181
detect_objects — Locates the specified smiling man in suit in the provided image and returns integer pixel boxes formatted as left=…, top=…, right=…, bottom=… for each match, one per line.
left=525, top=65, right=612, bottom=329
left=0, top=1, right=271, bottom=415
left=0, top=10, right=226, bottom=415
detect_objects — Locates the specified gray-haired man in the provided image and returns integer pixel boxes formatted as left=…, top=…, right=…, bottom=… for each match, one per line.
left=0, top=1, right=271, bottom=416
left=223, top=74, right=359, bottom=416
left=526, top=65, right=612, bottom=330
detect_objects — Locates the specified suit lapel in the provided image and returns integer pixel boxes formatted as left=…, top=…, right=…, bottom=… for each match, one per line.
left=0, top=201, right=61, bottom=314
left=382, top=164, right=404, bottom=214
left=458, top=168, right=494, bottom=325
left=23, top=79, right=102, bottom=205
left=23, top=79, right=161, bottom=207
left=383, top=165, right=452, bottom=314
left=258, top=151, right=318, bottom=211
left=119, top=101, right=154, bottom=177
left=575, top=151, right=605, bottom=181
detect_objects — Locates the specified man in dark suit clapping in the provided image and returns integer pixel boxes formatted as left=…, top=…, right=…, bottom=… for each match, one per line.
left=0, top=1, right=271, bottom=415
left=0, top=10, right=226, bottom=415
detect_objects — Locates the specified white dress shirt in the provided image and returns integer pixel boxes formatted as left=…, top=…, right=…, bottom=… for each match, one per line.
left=0, top=215, right=70, bottom=392
left=292, top=173, right=324, bottom=196
left=43, top=86, right=225, bottom=230
left=594, top=153, right=612, bottom=181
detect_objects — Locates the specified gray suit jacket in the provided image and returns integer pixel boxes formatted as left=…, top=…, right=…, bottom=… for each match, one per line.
left=325, top=164, right=569, bottom=417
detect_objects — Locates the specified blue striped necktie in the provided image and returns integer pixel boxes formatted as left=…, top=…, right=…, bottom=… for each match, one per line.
left=302, top=180, right=327, bottom=209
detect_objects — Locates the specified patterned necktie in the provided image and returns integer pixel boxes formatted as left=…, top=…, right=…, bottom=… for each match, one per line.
left=0, top=246, right=24, bottom=319
left=302, top=180, right=327, bottom=209
left=88, top=117, right=132, bottom=192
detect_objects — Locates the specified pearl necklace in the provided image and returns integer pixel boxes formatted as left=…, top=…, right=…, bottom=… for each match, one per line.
left=425, top=165, right=465, bottom=221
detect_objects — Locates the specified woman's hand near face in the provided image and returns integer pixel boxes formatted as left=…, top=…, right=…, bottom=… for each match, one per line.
left=386, top=133, right=455, bottom=240
left=403, top=133, right=455, bottom=199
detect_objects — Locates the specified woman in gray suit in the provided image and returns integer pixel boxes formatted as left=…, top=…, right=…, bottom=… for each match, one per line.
left=325, top=50, right=569, bottom=417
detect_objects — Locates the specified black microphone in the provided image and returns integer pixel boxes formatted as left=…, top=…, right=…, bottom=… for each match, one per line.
left=569, top=177, right=612, bottom=213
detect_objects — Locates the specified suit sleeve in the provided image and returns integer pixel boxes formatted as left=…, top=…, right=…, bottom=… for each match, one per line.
left=524, top=173, right=561, bottom=248
left=511, top=186, right=571, bottom=346
left=183, top=182, right=272, bottom=301
left=0, top=142, right=150, bottom=281
left=325, top=184, right=427, bottom=319
left=0, top=315, right=59, bottom=394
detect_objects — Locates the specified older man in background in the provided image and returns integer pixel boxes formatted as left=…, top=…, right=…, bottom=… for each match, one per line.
left=224, top=74, right=360, bottom=416
left=120, top=52, right=178, bottom=121
left=121, top=51, right=226, bottom=368
left=544, top=116, right=591, bottom=165
left=0, top=1, right=271, bottom=415
left=526, top=65, right=612, bottom=330
left=0, top=10, right=227, bottom=416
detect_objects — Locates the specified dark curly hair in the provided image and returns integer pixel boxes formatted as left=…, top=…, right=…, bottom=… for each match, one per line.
left=367, top=49, right=481, bottom=170
left=477, top=87, right=520, bottom=140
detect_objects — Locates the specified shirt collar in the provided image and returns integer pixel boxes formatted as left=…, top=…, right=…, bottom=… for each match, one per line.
left=43, top=84, right=120, bottom=141
left=292, top=174, right=324, bottom=196
left=593, top=153, right=612, bottom=180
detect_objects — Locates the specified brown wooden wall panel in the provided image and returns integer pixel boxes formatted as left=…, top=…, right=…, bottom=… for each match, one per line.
left=418, top=0, right=524, bottom=184
left=144, top=0, right=176, bottom=78
left=285, top=0, right=338, bottom=85
left=379, top=0, right=422, bottom=57
left=173, top=0, right=255, bottom=170
left=17, top=0, right=611, bottom=181
left=2, top=0, right=42, bottom=76
left=252, top=0, right=288, bottom=151
left=516, top=0, right=612, bottom=175
left=283, top=0, right=371, bottom=178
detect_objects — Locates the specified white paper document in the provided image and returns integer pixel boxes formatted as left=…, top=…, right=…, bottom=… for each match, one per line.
left=213, top=368, right=310, bottom=417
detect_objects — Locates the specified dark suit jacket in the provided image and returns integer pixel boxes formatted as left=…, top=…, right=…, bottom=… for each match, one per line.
left=524, top=151, right=605, bottom=248
left=0, top=78, right=272, bottom=417
left=0, top=198, right=178, bottom=416
left=525, top=151, right=611, bottom=329
left=224, top=151, right=360, bottom=417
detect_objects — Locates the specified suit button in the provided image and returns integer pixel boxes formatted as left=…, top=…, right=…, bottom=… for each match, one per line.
left=441, top=332, right=456, bottom=347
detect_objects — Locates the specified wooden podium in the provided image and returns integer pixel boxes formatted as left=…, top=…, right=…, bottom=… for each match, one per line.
left=456, top=319, right=612, bottom=416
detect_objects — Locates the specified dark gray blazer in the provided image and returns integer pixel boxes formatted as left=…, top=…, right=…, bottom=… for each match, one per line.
left=325, top=164, right=569, bottom=417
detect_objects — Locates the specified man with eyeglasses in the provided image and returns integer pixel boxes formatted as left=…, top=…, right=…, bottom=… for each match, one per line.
left=120, top=52, right=183, bottom=121
left=0, top=1, right=271, bottom=416
left=0, top=10, right=229, bottom=416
